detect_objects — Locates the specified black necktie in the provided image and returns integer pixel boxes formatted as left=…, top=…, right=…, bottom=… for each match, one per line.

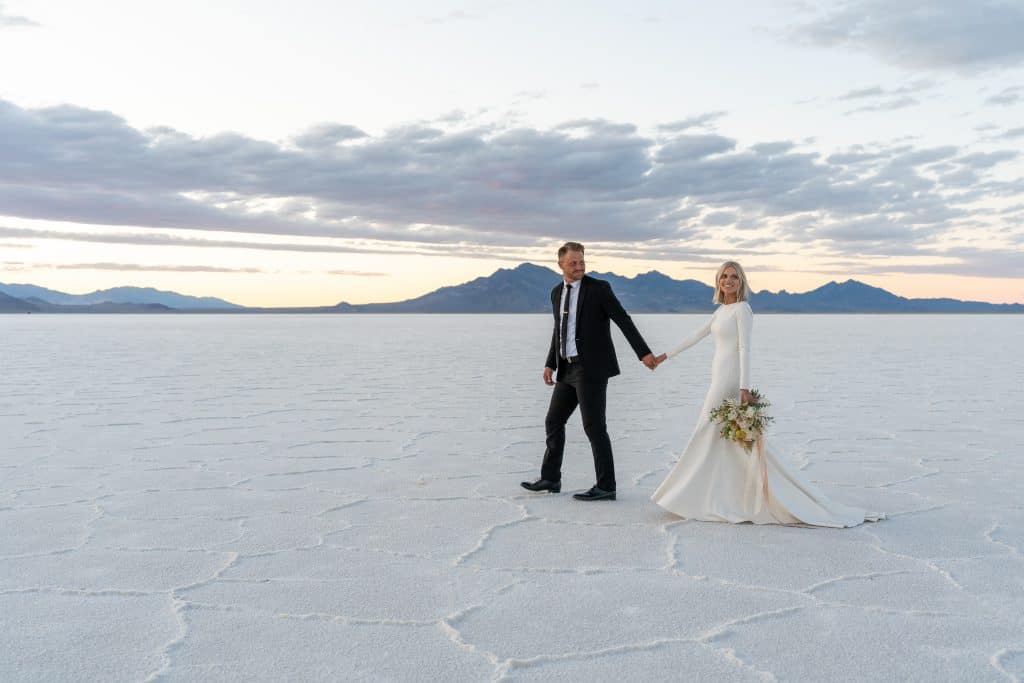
left=560, top=283, right=572, bottom=360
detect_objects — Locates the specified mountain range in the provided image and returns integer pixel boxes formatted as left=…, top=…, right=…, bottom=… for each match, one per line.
left=2, top=265, right=1021, bottom=313
left=332, top=263, right=1023, bottom=313
left=0, top=283, right=241, bottom=313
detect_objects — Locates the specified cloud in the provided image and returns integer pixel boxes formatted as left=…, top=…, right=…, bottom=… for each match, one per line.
left=751, top=141, right=796, bottom=156
left=789, top=0, right=1024, bottom=72
left=985, top=85, right=1024, bottom=106
left=844, top=96, right=920, bottom=115
left=887, top=145, right=959, bottom=167
left=835, top=79, right=934, bottom=115
left=826, top=146, right=911, bottom=165
left=838, top=79, right=934, bottom=102
left=656, top=134, right=736, bottom=161
left=292, top=123, right=368, bottom=149
left=702, top=211, right=738, bottom=226
left=956, top=150, right=1018, bottom=169
left=417, top=9, right=481, bottom=25
left=842, top=246, right=1024, bottom=278
left=999, top=126, right=1024, bottom=139
left=0, top=3, right=39, bottom=27
left=51, top=263, right=263, bottom=273
left=1, top=97, right=1022, bottom=278
left=839, top=86, right=886, bottom=101
left=657, top=112, right=727, bottom=132
left=327, top=270, right=388, bottom=277
left=0, top=225, right=538, bottom=260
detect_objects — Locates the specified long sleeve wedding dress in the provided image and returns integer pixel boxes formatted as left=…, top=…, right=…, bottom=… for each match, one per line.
left=651, top=302, right=882, bottom=527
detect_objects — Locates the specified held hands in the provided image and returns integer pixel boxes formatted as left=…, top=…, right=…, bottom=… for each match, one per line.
left=644, top=353, right=668, bottom=371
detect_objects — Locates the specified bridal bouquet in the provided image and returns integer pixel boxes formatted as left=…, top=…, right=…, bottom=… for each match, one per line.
left=709, top=390, right=773, bottom=453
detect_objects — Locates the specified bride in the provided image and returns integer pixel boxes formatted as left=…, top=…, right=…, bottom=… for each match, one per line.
left=651, top=261, right=882, bottom=527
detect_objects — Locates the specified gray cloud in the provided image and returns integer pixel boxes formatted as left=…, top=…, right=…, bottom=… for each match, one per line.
left=1, top=98, right=1022, bottom=279
left=789, top=0, right=1024, bottom=72
left=844, top=96, right=919, bottom=115
left=52, top=263, right=263, bottom=273
left=292, top=123, right=368, bottom=149
left=0, top=3, right=38, bottom=27
left=702, top=211, right=738, bottom=226
left=985, top=85, right=1024, bottom=106
left=888, top=145, right=959, bottom=167
left=999, top=126, right=1024, bottom=139
left=842, top=246, right=1024, bottom=279
left=656, top=134, right=736, bottom=161
left=751, top=141, right=796, bottom=156
left=657, top=112, right=727, bottom=132
left=838, top=79, right=934, bottom=102
left=328, top=270, right=388, bottom=277
left=816, top=215, right=940, bottom=244
left=826, top=146, right=912, bottom=165
left=956, top=150, right=1018, bottom=169
left=839, top=86, right=886, bottom=101
left=0, top=225, right=538, bottom=260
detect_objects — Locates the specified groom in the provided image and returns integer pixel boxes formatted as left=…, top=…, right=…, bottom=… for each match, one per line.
left=521, top=242, right=657, bottom=501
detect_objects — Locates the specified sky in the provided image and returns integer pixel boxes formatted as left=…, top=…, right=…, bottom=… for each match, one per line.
left=1, top=0, right=1023, bottom=307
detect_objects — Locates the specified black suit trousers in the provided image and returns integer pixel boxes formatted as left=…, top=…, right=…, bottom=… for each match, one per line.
left=540, top=362, right=615, bottom=491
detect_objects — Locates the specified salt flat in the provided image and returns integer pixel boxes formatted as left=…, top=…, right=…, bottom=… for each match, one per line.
left=1, top=313, right=1022, bottom=682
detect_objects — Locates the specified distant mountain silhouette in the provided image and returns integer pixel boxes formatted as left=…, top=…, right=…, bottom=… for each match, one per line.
left=0, top=283, right=241, bottom=310
left=334, top=263, right=559, bottom=313
left=0, top=291, right=38, bottom=312
left=5, top=294, right=173, bottom=313
left=2, top=267, right=1021, bottom=313
left=749, top=279, right=1024, bottom=313
left=334, top=264, right=1024, bottom=313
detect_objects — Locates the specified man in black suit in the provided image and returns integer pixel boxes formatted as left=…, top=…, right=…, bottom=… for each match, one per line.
left=521, top=242, right=657, bottom=501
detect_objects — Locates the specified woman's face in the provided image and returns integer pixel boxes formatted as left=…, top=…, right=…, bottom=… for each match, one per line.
left=719, top=266, right=740, bottom=298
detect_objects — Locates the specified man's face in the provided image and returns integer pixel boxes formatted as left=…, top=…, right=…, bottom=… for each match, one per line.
left=559, top=250, right=585, bottom=282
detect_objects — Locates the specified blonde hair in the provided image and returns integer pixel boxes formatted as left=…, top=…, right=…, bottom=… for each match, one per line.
left=557, top=241, right=585, bottom=260
left=713, top=261, right=750, bottom=304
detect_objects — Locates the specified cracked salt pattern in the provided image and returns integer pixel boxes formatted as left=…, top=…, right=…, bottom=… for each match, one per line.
left=1, top=314, right=1021, bottom=682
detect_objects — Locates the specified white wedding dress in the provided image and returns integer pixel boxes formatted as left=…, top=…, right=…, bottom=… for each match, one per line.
left=651, top=301, right=882, bottom=527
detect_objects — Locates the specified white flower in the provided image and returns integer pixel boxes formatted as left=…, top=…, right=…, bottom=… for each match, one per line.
left=746, top=407, right=755, bottom=418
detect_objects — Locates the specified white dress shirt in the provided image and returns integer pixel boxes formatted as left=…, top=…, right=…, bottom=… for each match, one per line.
left=560, top=279, right=581, bottom=358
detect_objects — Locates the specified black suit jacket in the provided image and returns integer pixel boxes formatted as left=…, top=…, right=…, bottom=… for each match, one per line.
left=545, top=275, right=652, bottom=381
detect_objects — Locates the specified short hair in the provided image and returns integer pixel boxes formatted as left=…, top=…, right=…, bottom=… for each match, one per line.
left=713, top=261, right=750, bottom=304
left=557, top=242, right=585, bottom=260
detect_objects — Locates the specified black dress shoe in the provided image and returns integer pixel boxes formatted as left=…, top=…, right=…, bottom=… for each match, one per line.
left=520, top=479, right=561, bottom=493
left=572, top=486, right=616, bottom=501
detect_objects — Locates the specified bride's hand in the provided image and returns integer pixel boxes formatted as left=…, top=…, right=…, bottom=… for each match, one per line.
left=740, top=389, right=753, bottom=404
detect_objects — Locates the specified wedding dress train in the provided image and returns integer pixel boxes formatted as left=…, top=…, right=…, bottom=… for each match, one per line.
left=651, top=302, right=882, bottom=527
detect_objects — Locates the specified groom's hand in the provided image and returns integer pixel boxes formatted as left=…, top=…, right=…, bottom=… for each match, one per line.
left=543, top=367, right=555, bottom=385
left=641, top=353, right=657, bottom=370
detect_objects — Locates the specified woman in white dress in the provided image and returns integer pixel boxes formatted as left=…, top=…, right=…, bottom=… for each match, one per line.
left=650, top=261, right=882, bottom=527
